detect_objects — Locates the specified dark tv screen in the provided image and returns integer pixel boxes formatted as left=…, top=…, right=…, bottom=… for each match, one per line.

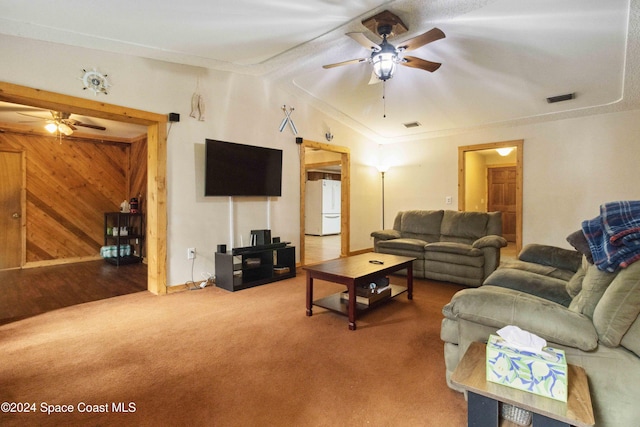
left=205, top=139, right=283, bottom=197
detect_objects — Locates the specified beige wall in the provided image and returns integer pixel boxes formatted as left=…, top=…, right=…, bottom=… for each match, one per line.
left=465, top=151, right=487, bottom=212
left=381, top=109, right=640, bottom=249
left=0, top=34, right=380, bottom=285
left=2, top=33, right=640, bottom=283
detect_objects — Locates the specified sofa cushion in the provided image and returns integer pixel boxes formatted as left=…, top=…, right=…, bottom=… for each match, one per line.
left=569, top=264, right=617, bottom=318
left=440, top=211, right=489, bottom=243
left=498, top=259, right=577, bottom=282
left=424, top=242, right=485, bottom=267
left=400, top=210, right=443, bottom=242
left=443, top=286, right=598, bottom=351
left=518, top=244, right=582, bottom=272
left=621, top=316, right=640, bottom=357
left=377, top=238, right=426, bottom=252
left=425, top=242, right=483, bottom=257
left=483, top=268, right=572, bottom=307
left=566, top=263, right=587, bottom=298
left=593, top=261, right=640, bottom=347
left=377, top=238, right=427, bottom=259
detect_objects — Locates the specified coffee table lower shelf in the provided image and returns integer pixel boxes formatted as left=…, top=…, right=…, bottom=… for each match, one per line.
left=312, top=284, right=407, bottom=315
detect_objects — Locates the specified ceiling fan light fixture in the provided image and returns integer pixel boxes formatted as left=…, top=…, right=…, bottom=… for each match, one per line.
left=45, top=123, right=58, bottom=133
left=372, top=51, right=397, bottom=81
left=58, top=123, right=74, bottom=136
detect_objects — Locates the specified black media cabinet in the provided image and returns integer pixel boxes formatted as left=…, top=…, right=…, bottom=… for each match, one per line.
left=215, top=244, right=296, bottom=291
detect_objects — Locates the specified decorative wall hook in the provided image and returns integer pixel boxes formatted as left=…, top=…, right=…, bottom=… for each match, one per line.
left=279, top=105, right=298, bottom=135
left=325, top=132, right=334, bottom=141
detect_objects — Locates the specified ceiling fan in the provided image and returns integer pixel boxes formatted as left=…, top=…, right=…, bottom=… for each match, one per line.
left=19, top=110, right=107, bottom=136
left=323, top=10, right=445, bottom=82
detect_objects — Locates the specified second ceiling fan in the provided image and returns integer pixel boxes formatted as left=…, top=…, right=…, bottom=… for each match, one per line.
left=19, top=110, right=107, bottom=136
left=323, top=10, right=445, bottom=82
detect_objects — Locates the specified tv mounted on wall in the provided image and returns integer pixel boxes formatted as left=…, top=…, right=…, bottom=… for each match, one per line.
left=205, top=139, right=283, bottom=197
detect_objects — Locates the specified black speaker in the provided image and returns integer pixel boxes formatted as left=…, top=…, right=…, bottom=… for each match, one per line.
left=168, top=112, right=180, bottom=122
left=250, top=229, right=271, bottom=246
left=217, top=244, right=226, bottom=254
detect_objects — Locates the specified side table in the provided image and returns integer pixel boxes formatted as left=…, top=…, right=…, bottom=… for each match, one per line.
left=450, top=341, right=594, bottom=427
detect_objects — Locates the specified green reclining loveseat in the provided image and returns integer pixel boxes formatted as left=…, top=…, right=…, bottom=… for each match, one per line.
left=371, top=210, right=507, bottom=287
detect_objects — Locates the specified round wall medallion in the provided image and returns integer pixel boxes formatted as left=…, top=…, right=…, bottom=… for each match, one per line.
left=80, top=68, right=111, bottom=95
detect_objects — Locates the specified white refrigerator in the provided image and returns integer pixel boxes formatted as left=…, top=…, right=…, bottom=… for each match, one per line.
left=305, top=179, right=341, bottom=236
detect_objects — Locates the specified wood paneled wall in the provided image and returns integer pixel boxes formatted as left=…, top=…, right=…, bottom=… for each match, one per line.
left=129, top=135, right=147, bottom=209
left=0, top=131, right=147, bottom=264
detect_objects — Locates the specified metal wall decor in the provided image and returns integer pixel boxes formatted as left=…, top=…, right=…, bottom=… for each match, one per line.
left=278, top=105, right=298, bottom=135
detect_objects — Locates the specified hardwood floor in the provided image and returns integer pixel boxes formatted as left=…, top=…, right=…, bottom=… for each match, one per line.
left=502, top=242, right=517, bottom=261
left=304, top=234, right=341, bottom=265
left=0, top=260, right=147, bottom=325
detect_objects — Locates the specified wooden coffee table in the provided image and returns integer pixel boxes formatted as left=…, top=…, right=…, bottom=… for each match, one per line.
left=451, top=341, right=595, bottom=427
left=304, top=253, right=415, bottom=330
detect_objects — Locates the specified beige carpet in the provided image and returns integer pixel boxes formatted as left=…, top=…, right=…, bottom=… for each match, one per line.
left=0, top=274, right=467, bottom=426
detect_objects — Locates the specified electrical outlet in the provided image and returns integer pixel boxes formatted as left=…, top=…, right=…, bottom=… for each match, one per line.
left=187, top=247, right=195, bottom=260
left=446, top=196, right=452, bottom=205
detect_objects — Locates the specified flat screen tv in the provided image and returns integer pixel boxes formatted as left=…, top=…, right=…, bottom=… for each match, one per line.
left=205, top=139, right=283, bottom=197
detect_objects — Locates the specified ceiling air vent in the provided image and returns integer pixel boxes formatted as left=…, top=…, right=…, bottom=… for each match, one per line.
left=403, top=121, right=421, bottom=128
left=546, top=93, right=575, bottom=103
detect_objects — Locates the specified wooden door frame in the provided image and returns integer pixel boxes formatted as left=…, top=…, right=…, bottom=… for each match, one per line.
left=0, top=82, right=168, bottom=295
left=299, top=139, right=350, bottom=264
left=458, top=140, right=523, bottom=254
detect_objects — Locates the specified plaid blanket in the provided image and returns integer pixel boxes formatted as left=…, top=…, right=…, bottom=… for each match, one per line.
left=582, top=201, right=640, bottom=272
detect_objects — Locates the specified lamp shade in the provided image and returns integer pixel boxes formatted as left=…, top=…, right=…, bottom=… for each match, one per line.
left=376, top=164, right=390, bottom=173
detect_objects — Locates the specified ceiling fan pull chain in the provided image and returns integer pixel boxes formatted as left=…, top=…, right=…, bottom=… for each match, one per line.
left=383, top=81, right=387, bottom=118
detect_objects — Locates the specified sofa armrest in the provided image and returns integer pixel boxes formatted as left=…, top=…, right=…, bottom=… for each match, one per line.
left=472, top=235, right=507, bottom=249
left=370, top=229, right=401, bottom=241
left=443, top=285, right=598, bottom=351
left=518, top=243, right=582, bottom=272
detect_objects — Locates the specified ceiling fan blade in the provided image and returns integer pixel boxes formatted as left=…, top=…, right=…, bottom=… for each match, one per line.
left=17, top=112, right=47, bottom=120
left=75, top=122, right=107, bottom=131
left=397, top=27, right=445, bottom=52
left=346, top=32, right=380, bottom=51
left=401, top=56, right=442, bottom=72
left=322, top=58, right=368, bottom=69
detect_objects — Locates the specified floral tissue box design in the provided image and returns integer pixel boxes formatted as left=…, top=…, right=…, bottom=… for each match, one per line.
left=486, top=334, right=568, bottom=402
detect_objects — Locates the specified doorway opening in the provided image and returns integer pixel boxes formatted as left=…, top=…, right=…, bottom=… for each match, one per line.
left=458, top=140, right=523, bottom=255
left=299, top=139, right=350, bottom=265
left=0, top=82, right=168, bottom=295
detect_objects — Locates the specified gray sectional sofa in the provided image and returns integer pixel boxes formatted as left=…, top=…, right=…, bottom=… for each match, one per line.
left=370, top=210, right=507, bottom=287
left=441, top=242, right=640, bottom=427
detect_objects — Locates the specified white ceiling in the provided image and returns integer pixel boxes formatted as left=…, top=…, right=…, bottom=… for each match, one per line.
left=0, top=0, right=636, bottom=142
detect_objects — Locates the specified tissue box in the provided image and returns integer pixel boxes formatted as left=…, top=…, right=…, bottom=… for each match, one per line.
left=486, top=334, right=568, bottom=402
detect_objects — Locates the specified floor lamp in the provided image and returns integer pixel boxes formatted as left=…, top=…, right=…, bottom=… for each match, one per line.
left=376, top=165, right=390, bottom=229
